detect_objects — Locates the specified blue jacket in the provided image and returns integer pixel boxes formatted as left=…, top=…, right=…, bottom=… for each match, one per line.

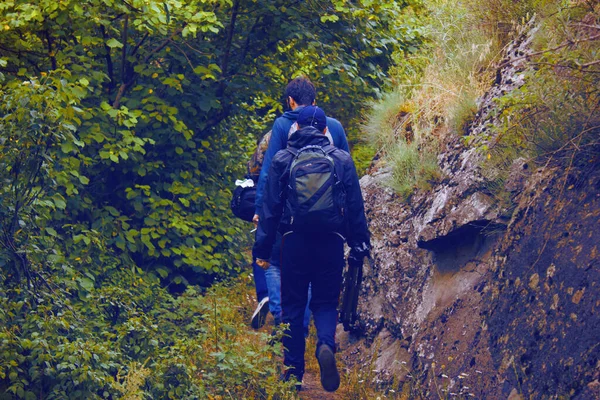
left=254, top=108, right=349, bottom=215
left=253, top=126, right=370, bottom=261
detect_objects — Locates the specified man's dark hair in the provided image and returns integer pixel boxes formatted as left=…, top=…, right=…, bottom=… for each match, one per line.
left=285, top=77, right=316, bottom=107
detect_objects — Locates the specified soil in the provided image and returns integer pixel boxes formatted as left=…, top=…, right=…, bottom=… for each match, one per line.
left=298, top=371, right=341, bottom=400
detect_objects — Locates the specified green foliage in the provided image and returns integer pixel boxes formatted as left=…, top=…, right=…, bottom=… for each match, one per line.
left=483, top=1, right=600, bottom=173
left=0, top=0, right=421, bottom=288
left=364, top=88, right=413, bottom=151
left=0, top=74, right=89, bottom=285
left=0, top=0, right=426, bottom=397
left=350, top=141, right=378, bottom=177
left=466, top=0, right=541, bottom=44
left=388, top=138, right=440, bottom=199
left=451, top=92, right=479, bottom=136
left=0, top=271, right=295, bottom=398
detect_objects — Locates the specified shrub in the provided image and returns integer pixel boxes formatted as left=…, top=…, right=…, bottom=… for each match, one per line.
left=388, top=139, right=440, bottom=198
left=484, top=1, right=600, bottom=174
left=0, top=272, right=295, bottom=399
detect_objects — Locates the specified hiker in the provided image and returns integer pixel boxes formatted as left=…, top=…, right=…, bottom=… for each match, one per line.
left=253, top=106, right=370, bottom=392
left=253, top=77, right=350, bottom=329
left=230, top=136, right=272, bottom=329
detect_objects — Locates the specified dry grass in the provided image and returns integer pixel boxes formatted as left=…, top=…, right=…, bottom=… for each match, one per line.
left=364, top=0, right=499, bottom=198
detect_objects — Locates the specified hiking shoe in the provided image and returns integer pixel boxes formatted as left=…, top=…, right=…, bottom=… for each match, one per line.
left=251, top=296, right=270, bottom=329
left=317, top=344, right=340, bottom=392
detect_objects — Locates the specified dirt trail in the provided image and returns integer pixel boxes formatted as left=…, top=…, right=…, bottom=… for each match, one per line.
left=251, top=301, right=348, bottom=399
left=298, top=371, right=342, bottom=400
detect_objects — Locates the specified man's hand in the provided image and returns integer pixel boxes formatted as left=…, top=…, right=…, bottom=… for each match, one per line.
left=252, top=214, right=259, bottom=228
left=348, top=245, right=370, bottom=268
left=256, top=258, right=270, bottom=269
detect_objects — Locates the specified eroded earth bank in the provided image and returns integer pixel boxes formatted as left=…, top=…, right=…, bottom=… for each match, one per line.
left=338, top=22, right=600, bottom=400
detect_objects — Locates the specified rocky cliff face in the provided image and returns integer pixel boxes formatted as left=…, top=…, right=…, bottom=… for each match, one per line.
left=338, top=22, right=600, bottom=399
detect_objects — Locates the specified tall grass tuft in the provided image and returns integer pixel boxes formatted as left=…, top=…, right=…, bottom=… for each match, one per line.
left=388, top=139, right=440, bottom=198
left=364, top=0, right=497, bottom=198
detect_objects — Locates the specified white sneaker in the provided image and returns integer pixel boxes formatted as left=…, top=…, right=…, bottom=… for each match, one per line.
left=251, top=296, right=270, bottom=329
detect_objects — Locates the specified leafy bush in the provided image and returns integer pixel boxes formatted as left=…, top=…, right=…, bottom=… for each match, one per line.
left=0, top=0, right=422, bottom=290
left=0, top=271, right=295, bottom=399
left=484, top=1, right=600, bottom=174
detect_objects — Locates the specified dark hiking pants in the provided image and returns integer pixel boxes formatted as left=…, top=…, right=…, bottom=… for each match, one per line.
left=281, top=231, right=344, bottom=381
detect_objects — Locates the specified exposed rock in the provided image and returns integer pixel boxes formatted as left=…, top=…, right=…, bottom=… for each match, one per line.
left=341, top=19, right=600, bottom=399
left=504, top=158, right=529, bottom=193
left=484, top=169, right=600, bottom=398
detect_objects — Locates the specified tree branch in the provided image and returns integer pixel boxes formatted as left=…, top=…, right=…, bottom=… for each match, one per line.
left=498, top=33, right=600, bottom=68
left=171, top=42, right=194, bottom=70
left=100, top=25, right=115, bottom=91
left=113, top=26, right=185, bottom=108
left=579, top=59, right=600, bottom=68
left=130, top=32, right=149, bottom=57
left=121, top=16, right=129, bottom=82
left=121, top=0, right=141, bottom=13
left=237, top=16, right=261, bottom=69
left=218, top=0, right=240, bottom=97
left=184, top=42, right=211, bottom=56
left=44, top=29, right=57, bottom=70
left=143, top=26, right=185, bottom=64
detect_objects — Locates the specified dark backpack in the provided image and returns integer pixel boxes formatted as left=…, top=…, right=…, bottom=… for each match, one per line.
left=285, top=144, right=345, bottom=233
left=230, top=129, right=273, bottom=223
left=230, top=184, right=256, bottom=222
left=232, top=122, right=334, bottom=223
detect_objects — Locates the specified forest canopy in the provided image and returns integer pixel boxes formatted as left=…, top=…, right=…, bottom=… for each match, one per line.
left=0, top=0, right=422, bottom=287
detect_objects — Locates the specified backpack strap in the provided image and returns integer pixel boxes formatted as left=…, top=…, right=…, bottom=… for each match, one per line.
left=286, top=148, right=298, bottom=157
left=298, top=145, right=327, bottom=155
left=322, top=144, right=343, bottom=184
left=323, top=144, right=337, bottom=155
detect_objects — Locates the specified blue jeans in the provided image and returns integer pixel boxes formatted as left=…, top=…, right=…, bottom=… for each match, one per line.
left=281, top=232, right=344, bottom=381
left=252, top=260, right=268, bottom=302
left=265, top=263, right=311, bottom=331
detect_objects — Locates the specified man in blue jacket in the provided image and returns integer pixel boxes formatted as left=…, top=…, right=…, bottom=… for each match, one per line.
left=254, top=106, right=370, bottom=392
left=253, top=77, right=349, bottom=327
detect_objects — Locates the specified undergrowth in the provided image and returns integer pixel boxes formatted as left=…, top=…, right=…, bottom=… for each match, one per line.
left=366, top=0, right=598, bottom=201
left=0, top=270, right=296, bottom=399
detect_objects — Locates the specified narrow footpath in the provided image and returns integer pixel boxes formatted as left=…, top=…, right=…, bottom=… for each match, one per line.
left=298, top=372, right=341, bottom=400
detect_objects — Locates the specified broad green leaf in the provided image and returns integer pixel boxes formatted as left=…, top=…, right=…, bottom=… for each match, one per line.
left=106, top=38, right=123, bottom=48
